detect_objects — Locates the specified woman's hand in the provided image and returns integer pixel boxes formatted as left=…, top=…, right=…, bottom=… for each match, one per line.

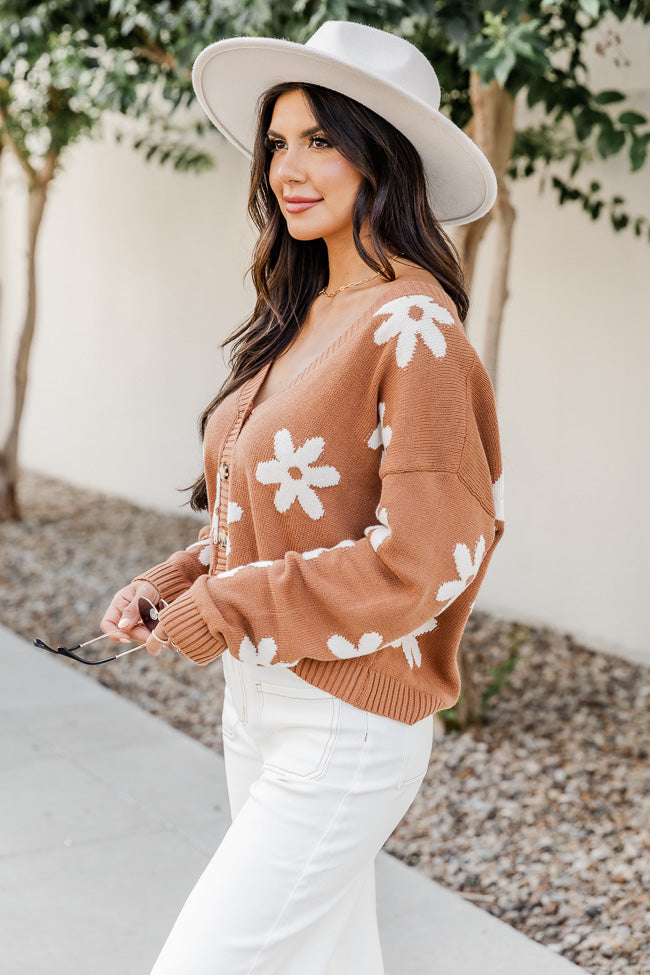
left=100, top=581, right=162, bottom=647
left=146, top=622, right=172, bottom=658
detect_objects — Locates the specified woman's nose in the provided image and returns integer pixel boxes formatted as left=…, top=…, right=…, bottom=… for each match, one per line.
left=276, top=145, right=306, bottom=183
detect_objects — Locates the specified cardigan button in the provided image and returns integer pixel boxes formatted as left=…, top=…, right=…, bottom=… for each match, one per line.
left=217, top=529, right=228, bottom=548
left=219, top=462, right=229, bottom=480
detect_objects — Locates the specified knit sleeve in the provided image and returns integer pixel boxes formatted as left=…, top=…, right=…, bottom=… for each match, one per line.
left=132, top=524, right=211, bottom=603
left=158, top=292, right=504, bottom=667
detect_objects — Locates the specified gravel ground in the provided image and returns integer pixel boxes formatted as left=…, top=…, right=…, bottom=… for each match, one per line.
left=3, top=471, right=649, bottom=974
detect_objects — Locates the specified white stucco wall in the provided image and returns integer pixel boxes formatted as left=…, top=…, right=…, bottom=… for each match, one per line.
left=465, top=19, right=650, bottom=665
left=1, top=18, right=648, bottom=664
left=468, top=153, right=649, bottom=666
left=1, top=125, right=254, bottom=515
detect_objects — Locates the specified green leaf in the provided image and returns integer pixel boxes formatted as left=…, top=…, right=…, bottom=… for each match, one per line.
left=526, top=76, right=546, bottom=110
left=121, top=15, right=136, bottom=36
left=630, top=134, right=649, bottom=171
left=618, top=111, right=647, bottom=128
left=596, top=122, right=626, bottom=158
left=574, top=106, right=599, bottom=141
left=593, top=90, right=627, bottom=105
left=493, top=46, right=516, bottom=87
left=579, top=0, right=600, bottom=17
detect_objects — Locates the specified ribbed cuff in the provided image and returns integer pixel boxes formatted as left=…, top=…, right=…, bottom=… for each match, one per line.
left=133, top=561, right=193, bottom=604
left=159, top=589, right=227, bottom=665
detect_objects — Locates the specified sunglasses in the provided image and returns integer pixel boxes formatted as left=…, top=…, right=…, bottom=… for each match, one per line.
left=33, top=597, right=168, bottom=666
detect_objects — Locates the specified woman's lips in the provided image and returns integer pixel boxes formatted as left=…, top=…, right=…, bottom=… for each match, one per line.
left=284, top=198, right=322, bottom=213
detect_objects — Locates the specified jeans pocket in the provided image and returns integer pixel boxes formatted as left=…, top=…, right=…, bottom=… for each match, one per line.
left=221, top=691, right=240, bottom=741
left=257, top=682, right=341, bottom=780
left=398, top=715, right=434, bottom=788
left=222, top=651, right=248, bottom=728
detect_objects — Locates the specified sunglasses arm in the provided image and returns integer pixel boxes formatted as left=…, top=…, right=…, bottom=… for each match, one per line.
left=33, top=596, right=169, bottom=665
left=32, top=637, right=149, bottom=666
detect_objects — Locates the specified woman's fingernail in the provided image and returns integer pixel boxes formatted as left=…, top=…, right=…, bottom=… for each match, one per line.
left=120, top=638, right=131, bottom=644
left=118, top=618, right=129, bottom=628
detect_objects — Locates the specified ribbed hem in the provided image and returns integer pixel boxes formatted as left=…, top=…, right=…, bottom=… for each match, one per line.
left=159, top=589, right=227, bottom=665
left=294, top=657, right=452, bottom=725
left=133, top=563, right=192, bottom=604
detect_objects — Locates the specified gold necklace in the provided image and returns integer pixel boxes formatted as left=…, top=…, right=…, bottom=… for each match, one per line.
left=318, top=271, right=381, bottom=299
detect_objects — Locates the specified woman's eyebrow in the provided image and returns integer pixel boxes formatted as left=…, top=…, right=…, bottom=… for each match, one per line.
left=266, top=125, right=324, bottom=140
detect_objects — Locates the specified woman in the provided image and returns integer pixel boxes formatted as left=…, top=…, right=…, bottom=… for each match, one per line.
left=101, top=20, right=504, bottom=975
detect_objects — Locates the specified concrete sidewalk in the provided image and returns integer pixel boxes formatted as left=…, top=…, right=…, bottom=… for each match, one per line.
left=1, top=623, right=585, bottom=974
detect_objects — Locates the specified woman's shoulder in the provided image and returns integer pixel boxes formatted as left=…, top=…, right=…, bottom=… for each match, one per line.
left=367, top=265, right=461, bottom=322
left=360, top=266, right=477, bottom=384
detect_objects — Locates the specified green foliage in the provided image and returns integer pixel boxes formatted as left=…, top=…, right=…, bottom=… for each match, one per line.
left=551, top=176, right=650, bottom=237
left=0, top=1, right=226, bottom=175
left=388, top=1, right=650, bottom=240
left=440, top=624, right=529, bottom=732
left=0, top=0, right=648, bottom=212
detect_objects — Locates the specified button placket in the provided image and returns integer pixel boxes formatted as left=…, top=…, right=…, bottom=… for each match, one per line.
left=212, top=369, right=269, bottom=574
left=214, top=442, right=235, bottom=572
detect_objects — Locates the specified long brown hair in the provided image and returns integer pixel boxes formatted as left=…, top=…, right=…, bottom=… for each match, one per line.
left=188, top=81, right=468, bottom=511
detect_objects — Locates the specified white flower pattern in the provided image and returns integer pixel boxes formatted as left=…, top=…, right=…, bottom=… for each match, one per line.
left=367, top=402, right=392, bottom=466
left=436, top=536, right=486, bottom=607
left=226, top=500, right=243, bottom=557
left=238, top=636, right=278, bottom=666
left=217, top=560, right=273, bottom=579
left=384, top=616, right=437, bottom=669
left=492, top=474, right=505, bottom=521
left=199, top=540, right=212, bottom=566
left=327, top=631, right=384, bottom=659
left=373, top=294, right=455, bottom=368
left=186, top=538, right=211, bottom=567
left=256, top=428, right=340, bottom=520
left=364, top=505, right=391, bottom=551
left=302, top=539, right=356, bottom=561
left=210, top=474, right=221, bottom=545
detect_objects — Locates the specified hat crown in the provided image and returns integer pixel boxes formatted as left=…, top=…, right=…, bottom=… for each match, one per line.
left=306, top=21, right=441, bottom=111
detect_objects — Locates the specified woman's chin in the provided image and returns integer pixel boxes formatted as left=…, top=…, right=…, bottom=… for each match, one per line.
left=285, top=224, right=324, bottom=242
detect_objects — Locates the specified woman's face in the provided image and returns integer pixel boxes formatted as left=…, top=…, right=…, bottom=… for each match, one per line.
left=267, top=89, right=362, bottom=246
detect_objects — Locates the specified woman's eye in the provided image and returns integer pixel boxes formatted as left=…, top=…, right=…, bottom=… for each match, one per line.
left=265, top=135, right=330, bottom=151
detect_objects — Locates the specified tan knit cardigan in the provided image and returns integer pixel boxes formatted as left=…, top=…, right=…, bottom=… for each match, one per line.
left=135, top=279, right=505, bottom=724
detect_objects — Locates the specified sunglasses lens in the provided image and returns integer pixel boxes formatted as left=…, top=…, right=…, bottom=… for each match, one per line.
left=138, top=597, right=160, bottom=632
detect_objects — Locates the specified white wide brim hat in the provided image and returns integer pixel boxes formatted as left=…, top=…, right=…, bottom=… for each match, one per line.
left=192, top=21, right=497, bottom=227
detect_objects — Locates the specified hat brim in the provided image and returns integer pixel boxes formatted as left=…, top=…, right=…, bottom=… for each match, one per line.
left=192, top=37, right=496, bottom=227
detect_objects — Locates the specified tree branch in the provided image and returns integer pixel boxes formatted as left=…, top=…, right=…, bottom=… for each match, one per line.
left=131, top=25, right=181, bottom=73
left=132, top=43, right=179, bottom=71
left=0, top=103, right=37, bottom=185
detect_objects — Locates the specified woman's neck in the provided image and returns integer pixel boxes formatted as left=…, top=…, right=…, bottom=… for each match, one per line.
left=323, top=233, right=384, bottom=294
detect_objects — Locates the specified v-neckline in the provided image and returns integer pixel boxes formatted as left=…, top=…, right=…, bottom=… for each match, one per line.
left=245, top=277, right=442, bottom=417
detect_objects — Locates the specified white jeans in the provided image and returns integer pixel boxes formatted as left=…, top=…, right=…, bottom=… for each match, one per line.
left=150, top=651, right=434, bottom=975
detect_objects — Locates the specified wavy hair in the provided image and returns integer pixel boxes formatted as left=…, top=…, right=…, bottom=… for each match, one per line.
left=188, top=82, right=468, bottom=511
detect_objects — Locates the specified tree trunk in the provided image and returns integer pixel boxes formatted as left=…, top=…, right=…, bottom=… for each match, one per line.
left=482, top=181, right=516, bottom=388
left=0, top=152, right=57, bottom=520
left=469, top=76, right=517, bottom=389
left=452, top=76, right=516, bottom=726
left=453, top=212, right=492, bottom=296
left=460, top=74, right=517, bottom=385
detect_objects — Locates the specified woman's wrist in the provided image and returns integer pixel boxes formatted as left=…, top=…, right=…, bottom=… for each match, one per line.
left=132, top=576, right=163, bottom=605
